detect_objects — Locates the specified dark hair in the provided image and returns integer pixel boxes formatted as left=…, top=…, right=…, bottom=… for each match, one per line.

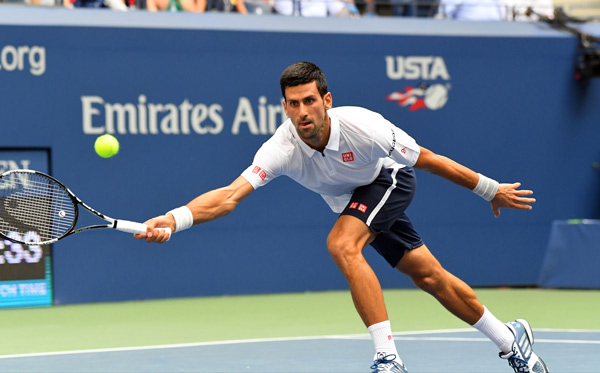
left=280, top=62, right=328, bottom=100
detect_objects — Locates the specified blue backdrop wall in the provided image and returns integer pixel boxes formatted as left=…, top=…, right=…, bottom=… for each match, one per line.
left=1, top=7, right=599, bottom=304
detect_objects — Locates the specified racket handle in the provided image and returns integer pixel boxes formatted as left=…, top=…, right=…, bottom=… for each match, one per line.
left=115, top=220, right=172, bottom=240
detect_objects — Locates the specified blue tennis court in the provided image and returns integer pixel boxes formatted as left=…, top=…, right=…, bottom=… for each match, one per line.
left=1, top=329, right=597, bottom=372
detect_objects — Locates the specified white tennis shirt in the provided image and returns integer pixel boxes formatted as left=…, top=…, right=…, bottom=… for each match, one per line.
left=241, top=106, right=421, bottom=213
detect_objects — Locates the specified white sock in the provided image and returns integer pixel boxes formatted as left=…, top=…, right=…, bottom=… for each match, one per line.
left=367, top=320, right=402, bottom=364
left=471, top=306, right=515, bottom=354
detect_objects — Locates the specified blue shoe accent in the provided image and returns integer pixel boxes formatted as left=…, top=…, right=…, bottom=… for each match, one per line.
left=500, top=319, right=549, bottom=373
left=370, top=354, right=408, bottom=373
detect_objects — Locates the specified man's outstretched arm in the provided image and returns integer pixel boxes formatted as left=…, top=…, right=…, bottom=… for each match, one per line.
left=134, top=176, right=255, bottom=243
left=413, top=146, right=535, bottom=217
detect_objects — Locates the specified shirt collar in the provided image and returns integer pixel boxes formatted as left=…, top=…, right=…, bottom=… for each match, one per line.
left=292, top=110, right=340, bottom=157
left=326, top=111, right=340, bottom=152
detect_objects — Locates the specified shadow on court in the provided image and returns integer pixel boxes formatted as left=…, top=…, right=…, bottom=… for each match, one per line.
left=0, top=330, right=597, bottom=372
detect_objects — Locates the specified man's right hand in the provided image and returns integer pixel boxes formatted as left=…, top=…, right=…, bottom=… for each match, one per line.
left=134, top=214, right=176, bottom=243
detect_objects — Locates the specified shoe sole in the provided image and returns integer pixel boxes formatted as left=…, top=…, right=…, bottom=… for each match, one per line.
left=537, top=355, right=549, bottom=372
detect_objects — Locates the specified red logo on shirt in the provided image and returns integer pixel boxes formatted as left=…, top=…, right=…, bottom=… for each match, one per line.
left=252, top=166, right=266, bottom=180
left=358, top=204, right=367, bottom=213
left=401, top=147, right=406, bottom=154
left=342, top=152, right=354, bottom=162
left=349, top=202, right=358, bottom=209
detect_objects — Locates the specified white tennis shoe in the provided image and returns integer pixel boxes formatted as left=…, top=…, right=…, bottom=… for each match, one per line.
left=500, top=319, right=548, bottom=373
left=370, top=353, right=408, bottom=373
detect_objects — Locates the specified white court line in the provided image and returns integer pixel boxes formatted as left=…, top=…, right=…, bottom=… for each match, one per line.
left=0, top=336, right=327, bottom=360
left=0, top=328, right=598, bottom=360
left=537, top=328, right=600, bottom=333
left=337, top=328, right=600, bottom=345
left=393, top=337, right=600, bottom=345
left=0, top=328, right=478, bottom=360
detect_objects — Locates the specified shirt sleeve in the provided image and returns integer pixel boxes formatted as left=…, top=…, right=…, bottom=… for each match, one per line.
left=370, top=114, right=420, bottom=167
left=240, top=136, right=288, bottom=190
left=241, top=165, right=270, bottom=190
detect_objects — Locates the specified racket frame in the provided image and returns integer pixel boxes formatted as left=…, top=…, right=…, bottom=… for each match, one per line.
left=0, top=169, right=155, bottom=246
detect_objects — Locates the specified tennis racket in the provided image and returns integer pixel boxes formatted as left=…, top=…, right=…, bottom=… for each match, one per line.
left=0, top=169, right=170, bottom=246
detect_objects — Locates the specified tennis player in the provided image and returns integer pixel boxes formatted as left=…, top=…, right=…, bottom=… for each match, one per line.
left=135, top=62, right=547, bottom=373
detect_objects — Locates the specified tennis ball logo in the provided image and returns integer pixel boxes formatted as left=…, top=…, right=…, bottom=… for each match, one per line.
left=94, top=134, right=120, bottom=158
left=424, top=84, right=449, bottom=110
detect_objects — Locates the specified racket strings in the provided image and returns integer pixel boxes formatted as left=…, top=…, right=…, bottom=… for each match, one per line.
left=0, top=172, right=76, bottom=242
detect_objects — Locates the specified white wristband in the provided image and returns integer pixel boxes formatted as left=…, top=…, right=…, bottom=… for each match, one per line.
left=167, top=206, right=194, bottom=233
left=472, top=173, right=499, bottom=202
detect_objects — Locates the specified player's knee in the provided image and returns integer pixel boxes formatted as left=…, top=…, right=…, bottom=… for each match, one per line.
left=412, top=269, right=445, bottom=295
left=326, top=236, right=347, bottom=260
left=326, top=235, right=360, bottom=267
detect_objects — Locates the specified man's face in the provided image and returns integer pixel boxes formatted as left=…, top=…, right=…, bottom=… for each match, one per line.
left=283, top=81, right=332, bottom=147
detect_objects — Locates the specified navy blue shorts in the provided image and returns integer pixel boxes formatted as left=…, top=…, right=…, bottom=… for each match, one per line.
left=340, top=166, right=424, bottom=267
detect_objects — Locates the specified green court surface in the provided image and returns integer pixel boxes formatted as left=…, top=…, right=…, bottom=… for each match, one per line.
left=1, top=288, right=599, bottom=357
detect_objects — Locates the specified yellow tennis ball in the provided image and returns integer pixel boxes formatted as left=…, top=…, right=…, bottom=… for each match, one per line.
left=94, top=134, right=119, bottom=158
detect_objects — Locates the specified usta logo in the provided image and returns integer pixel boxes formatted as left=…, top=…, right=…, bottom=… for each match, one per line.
left=385, top=56, right=451, bottom=111
left=385, top=56, right=450, bottom=81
